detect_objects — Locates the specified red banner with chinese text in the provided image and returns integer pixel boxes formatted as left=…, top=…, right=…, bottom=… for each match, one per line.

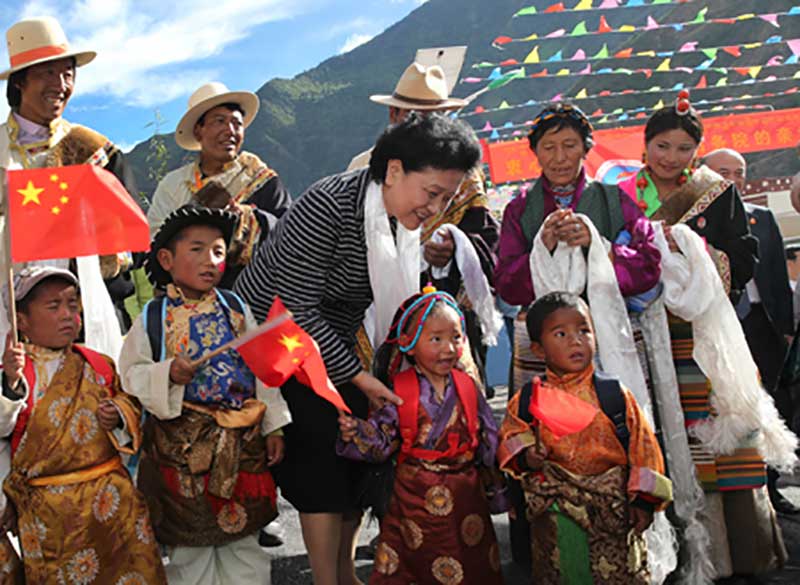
left=485, top=108, right=800, bottom=185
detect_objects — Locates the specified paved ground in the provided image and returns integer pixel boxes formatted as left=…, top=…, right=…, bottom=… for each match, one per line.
left=269, top=385, right=800, bottom=584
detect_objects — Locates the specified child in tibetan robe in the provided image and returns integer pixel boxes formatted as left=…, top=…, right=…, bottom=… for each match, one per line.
left=337, top=287, right=505, bottom=585
left=0, top=266, right=166, bottom=584
left=119, top=205, right=291, bottom=585
left=498, top=292, right=672, bottom=584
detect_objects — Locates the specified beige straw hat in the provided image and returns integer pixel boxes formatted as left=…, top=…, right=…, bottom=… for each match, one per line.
left=0, top=17, right=95, bottom=80
left=175, top=82, right=260, bottom=151
left=370, top=62, right=467, bottom=110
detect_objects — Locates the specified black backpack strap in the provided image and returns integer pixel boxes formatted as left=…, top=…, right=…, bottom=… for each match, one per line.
left=142, top=297, right=166, bottom=362
left=593, top=371, right=630, bottom=454
left=517, top=381, right=536, bottom=424
left=216, top=288, right=246, bottom=314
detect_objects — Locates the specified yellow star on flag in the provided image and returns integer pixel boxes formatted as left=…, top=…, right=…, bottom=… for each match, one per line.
left=51, top=206, right=61, bottom=215
left=49, top=174, right=58, bottom=182
left=278, top=334, right=304, bottom=353
left=17, top=180, right=44, bottom=206
left=59, top=182, right=68, bottom=191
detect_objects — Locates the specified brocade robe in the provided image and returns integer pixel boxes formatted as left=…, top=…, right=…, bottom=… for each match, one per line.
left=0, top=345, right=166, bottom=584
left=498, top=365, right=671, bottom=584
left=119, top=285, right=291, bottom=547
left=337, top=370, right=504, bottom=585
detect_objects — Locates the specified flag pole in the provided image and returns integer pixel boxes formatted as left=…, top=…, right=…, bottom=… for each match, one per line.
left=189, top=311, right=293, bottom=368
left=3, top=174, right=17, bottom=342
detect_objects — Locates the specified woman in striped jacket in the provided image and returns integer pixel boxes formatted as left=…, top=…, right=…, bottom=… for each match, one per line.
left=235, top=113, right=481, bottom=585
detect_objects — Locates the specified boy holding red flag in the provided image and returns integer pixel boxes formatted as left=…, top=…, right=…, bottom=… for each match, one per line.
left=498, top=292, right=672, bottom=584
left=118, top=204, right=290, bottom=585
left=0, top=266, right=165, bottom=583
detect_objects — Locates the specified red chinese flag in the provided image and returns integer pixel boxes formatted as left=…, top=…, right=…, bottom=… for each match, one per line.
left=528, top=377, right=598, bottom=440
left=6, top=164, right=150, bottom=262
left=234, top=312, right=308, bottom=388
left=234, top=297, right=351, bottom=413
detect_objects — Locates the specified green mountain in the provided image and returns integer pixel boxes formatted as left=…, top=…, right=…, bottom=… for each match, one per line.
left=127, top=0, right=800, bottom=202
left=127, top=0, right=532, bottom=201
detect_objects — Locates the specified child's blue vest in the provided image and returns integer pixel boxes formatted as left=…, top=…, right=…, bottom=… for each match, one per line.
left=142, top=288, right=255, bottom=409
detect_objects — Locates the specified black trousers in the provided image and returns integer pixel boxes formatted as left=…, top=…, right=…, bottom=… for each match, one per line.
left=741, top=304, right=788, bottom=397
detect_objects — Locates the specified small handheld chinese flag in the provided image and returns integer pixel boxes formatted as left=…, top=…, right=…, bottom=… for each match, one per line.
left=6, top=164, right=150, bottom=262
left=233, top=297, right=351, bottom=414
left=529, top=376, right=598, bottom=440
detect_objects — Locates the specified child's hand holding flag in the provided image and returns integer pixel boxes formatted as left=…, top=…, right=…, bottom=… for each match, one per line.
left=207, top=297, right=351, bottom=414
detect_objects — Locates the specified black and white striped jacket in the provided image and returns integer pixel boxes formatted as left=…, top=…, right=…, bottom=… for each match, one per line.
left=235, top=168, right=373, bottom=385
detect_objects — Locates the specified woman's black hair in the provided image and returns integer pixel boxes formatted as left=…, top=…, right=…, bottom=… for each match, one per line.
left=368, top=112, right=481, bottom=183
left=196, top=102, right=245, bottom=127
left=644, top=106, right=704, bottom=145
left=525, top=291, right=590, bottom=343
left=528, top=102, right=594, bottom=153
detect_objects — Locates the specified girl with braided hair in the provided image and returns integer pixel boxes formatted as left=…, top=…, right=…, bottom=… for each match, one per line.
left=337, top=287, right=505, bottom=584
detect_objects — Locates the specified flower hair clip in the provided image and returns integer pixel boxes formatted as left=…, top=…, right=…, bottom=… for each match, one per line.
left=675, top=89, right=691, bottom=116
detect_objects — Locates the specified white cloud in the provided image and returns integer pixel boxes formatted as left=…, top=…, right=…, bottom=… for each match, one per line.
left=10, top=0, right=317, bottom=107
left=114, top=140, right=137, bottom=153
left=320, top=17, right=371, bottom=41
left=338, top=33, right=374, bottom=54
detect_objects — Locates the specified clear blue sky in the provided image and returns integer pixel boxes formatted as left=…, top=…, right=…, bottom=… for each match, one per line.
left=0, top=0, right=428, bottom=150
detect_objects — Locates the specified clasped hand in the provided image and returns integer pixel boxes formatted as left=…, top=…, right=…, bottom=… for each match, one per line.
left=541, top=209, right=591, bottom=252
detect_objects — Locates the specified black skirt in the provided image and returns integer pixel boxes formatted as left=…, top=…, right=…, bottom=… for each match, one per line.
left=272, top=376, right=369, bottom=513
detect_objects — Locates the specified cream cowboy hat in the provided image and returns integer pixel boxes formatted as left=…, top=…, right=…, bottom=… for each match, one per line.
left=370, top=62, right=468, bottom=110
left=0, top=17, right=95, bottom=80
left=175, top=82, right=260, bottom=151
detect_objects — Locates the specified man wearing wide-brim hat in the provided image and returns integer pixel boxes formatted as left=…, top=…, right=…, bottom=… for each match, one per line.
left=147, top=82, right=291, bottom=289
left=0, top=16, right=137, bottom=345
left=348, top=62, right=500, bottom=397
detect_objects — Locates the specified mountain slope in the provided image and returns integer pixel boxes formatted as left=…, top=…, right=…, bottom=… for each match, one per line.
left=127, top=0, right=800, bottom=201
left=126, top=0, right=531, bottom=200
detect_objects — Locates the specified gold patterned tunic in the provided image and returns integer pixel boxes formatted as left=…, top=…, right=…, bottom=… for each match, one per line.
left=0, top=345, right=165, bottom=584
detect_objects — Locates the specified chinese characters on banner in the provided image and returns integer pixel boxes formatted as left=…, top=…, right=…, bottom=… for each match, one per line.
left=485, top=107, right=800, bottom=185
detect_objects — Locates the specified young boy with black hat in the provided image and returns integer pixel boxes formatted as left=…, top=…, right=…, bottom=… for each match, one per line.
left=119, top=204, right=290, bottom=585
left=0, top=265, right=166, bottom=583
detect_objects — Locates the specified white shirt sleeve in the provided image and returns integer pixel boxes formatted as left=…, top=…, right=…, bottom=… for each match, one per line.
left=0, top=375, right=27, bottom=438
left=118, top=316, right=185, bottom=420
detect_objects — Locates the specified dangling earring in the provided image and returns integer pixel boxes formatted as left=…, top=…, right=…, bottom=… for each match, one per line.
left=641, top=151, right=647, bottom=164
